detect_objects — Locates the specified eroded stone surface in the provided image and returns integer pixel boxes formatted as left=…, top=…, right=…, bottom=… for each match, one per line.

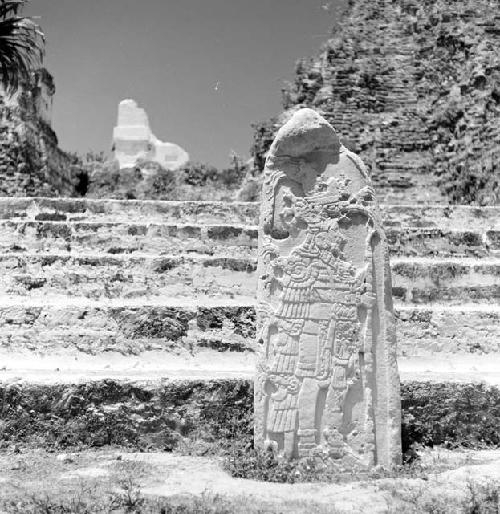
left=252, top=0, right=500, bottom=206
left=112, top=99, right=189, bottom=170
left=255, top=109, right=401, bottom=467
left=0, top=69, right=76, bottom=197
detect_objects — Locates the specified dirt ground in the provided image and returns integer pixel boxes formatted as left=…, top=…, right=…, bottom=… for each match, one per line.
left=0, top=447, right=499, bottom=513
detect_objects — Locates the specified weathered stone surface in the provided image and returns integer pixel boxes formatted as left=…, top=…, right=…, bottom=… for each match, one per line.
left=396, top=305, right=500, bottom=357
left=0, top=198, right=495, bottom=365
left=0, top=220, right=257, bottom=258
left=391, top=258, right=500, bottom=305
left=1, top=302, right=499, bottom=369
left=0, top=197, right=497, bottom=242
left=0, top=248, right=496, bottom=307
left=0, top=303, right=256, bottom=356
left=386, top=228, right=496, bottom=258
left=255, top=109, right=401, bottom=467
left=0, top=254, right=257, bottom=300
left=252, top=0, right=500, bottom=206
left=0, top=70, right=78, bottom=197
left=112, top=99, right=189, bottom=170
left=0, top=197, right=261, bottom=225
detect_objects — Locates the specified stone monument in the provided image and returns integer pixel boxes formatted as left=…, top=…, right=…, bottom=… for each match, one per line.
left=112, top=99, right=189, bottom=170
left=255, top=108, right=401, bottom=468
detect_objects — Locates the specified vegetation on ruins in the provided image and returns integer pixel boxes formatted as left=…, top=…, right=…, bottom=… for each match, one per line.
left=81, top=156, right=250, bottom=201
left=0, top=0, right=44, bottom=94
left=2, top=379, right=500, bottom=466
left=252, top=0, right=500, bottom=205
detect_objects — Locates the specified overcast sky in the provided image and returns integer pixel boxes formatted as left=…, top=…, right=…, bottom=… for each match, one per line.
left=26, top=0, right=344, bottom=168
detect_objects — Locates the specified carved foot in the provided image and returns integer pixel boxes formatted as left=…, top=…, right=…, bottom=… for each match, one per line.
left=264, top=438, right=278, bottom=454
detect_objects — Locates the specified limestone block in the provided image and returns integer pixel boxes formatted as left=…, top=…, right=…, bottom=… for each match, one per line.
left=112, top=99, right=189, bottom=170
left=255, top=108, right=401, bottom=468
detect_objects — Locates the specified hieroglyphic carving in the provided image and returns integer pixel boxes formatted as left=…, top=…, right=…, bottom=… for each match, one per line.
left=255, top=108, right=401, bottom=468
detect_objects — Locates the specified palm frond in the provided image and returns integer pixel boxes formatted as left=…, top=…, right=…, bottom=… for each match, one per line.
left=0, top=3, right=45, bottom=95
left=0, top=1, right=24, bottom=20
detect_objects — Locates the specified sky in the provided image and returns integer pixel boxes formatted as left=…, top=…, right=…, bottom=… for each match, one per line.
left=25, top=0, right=344, bottom=168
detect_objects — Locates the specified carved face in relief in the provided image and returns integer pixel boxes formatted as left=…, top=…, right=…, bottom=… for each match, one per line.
left=274, top=192, right=312, bottom=238
left=314, top=232, right=332, bottom=251
left=279, top=193, right=297, bottom=227
left=313, top=226, right=345, bottom=257
left=286, top=255, right=310, bottom=280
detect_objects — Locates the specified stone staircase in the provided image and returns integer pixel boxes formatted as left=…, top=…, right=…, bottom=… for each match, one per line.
left=0, top=197, right=499, bottom=450
left=0, top=197, right=499, bottom=387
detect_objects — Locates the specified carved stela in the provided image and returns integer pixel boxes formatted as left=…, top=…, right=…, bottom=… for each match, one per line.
left=255, top=108, right=401, bottom=468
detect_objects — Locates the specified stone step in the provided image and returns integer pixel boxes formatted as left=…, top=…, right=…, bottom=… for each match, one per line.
left=0, top=220, right=258, bottom=257
left=0, top=198, right=498, bottom=232
left=0, top=300, right=497, bottom=359
left=0, top=253, right=257, bottom=300
left=0, top=351, right=255, bottom=383
left=0, top=220, right=496, bottom=259
left=1, top=352, right=499, bottom=386
left=0, top=197, right=261, bottom=225
left=391, top=257, right=500, bottom=304
left=386, top=227, right=498, bottom=257
left=0, top=299, right=257, bottom=356
left=396, top=304, right=500, bottom=356
left=382, top=204, right=500, bottom=232
left=0, top=253, right=495, bottom=304
left=0, top=203, right=498, bottom=258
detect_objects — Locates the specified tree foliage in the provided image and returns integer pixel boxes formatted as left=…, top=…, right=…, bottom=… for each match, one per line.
left=0, top=0, right=44, bottom=94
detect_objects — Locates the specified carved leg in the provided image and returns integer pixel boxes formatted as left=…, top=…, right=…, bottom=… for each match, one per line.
left=297, top=377, right=320, bottom=456
left=264, top=437, right=278, bottom=454
left=321, top=364, right=348, bottom=458
left=283, top=430, right=296, bottom=459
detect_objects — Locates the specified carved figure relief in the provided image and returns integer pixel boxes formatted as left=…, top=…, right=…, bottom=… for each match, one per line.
left=255, top=108, right=401, bottom=468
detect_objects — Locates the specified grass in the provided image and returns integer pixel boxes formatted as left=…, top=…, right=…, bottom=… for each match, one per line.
left=382, top=477, right=500, bottom=514
left=0, top=491, right=338, bottom=514
left=0, top=454, right=335, bottom=514
left=222, top=441, right=479, bottom=484
left=0, top=448, right=498, bottom=513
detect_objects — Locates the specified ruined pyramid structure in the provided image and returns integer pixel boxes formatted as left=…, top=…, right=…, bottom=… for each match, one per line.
left=252, top=0, right=500, bottom=206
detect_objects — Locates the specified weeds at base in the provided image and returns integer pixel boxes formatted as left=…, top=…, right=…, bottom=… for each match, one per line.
left=221, top=441, right=478, bottom=484
left=382, top=477, right=500, bottom=514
